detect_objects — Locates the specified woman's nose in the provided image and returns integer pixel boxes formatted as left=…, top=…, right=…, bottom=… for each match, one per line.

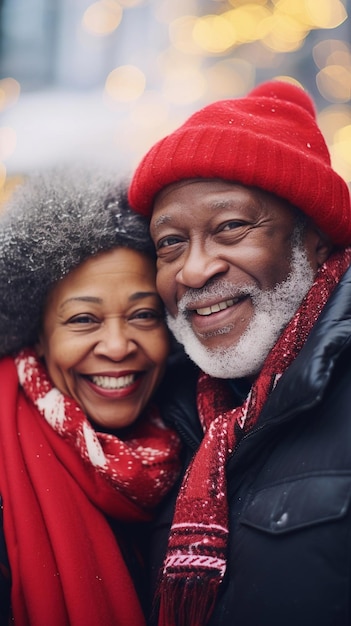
left=176, top=244, right=229, bottom=289
left=93, top=320, right=137, bottom=361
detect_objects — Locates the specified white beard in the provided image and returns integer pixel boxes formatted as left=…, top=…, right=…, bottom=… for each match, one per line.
left=166, top=244, right=315, bottom=379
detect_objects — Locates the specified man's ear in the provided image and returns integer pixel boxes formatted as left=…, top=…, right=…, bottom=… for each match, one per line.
left=314, top=232, right=334, bottom=267
left=304, top=224, right=334, bottom=269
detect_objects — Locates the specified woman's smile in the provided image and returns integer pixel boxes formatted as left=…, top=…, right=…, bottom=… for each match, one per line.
left=80, top=369, right=145, bottom=399
left=88, top=371, right=139, bottom=390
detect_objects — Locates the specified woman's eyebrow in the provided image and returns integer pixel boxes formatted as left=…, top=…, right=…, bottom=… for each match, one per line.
left=129, top=291, right=159, bottom=302
left=60, top=296, right=102, bottom=309
left=60, top=292, right=159, bottom=309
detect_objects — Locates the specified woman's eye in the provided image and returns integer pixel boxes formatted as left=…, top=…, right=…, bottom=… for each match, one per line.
left=67, top=314, right=98, bottom=325
left=130, top=309, right=164, bottom=326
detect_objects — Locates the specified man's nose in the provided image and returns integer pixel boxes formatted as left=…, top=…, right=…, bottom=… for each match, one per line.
left=93, top=319, right=137, bottom=361
left=176, top=244, right=229, bottom=289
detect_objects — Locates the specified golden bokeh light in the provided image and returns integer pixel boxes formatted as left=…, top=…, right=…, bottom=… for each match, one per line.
left=192, top=14, right=237, bottom=54
left=272, top=0, right=304, bottom=22
left=306, top=0, right=347, bottom=29
left=206, top=59, right=255, bottom=99
left=0, top=78, right=21, bottom=113
left=261, top=13, right=308, bottom=52
left=334, top=124, right=351, bottom=166
left=0, top=127, right=17, bottom=161
left=162, top=65, right=207, bottom=104
left=157, top=47, right=204, bottom=104
left=0, top=163, right=6, bottom=190
left=82, top=1, right=123, bottom=36
left=155, top=0, right=199, bottom=24
left=0, top=162, right=8, bottom=207
left=238, top=40, right=281, bottom=69
left=104, top=65, right=145, bottom=102
left=118, top=0, right=145, bottom=7
left=317, top=65, right=351, bottom=103
left=129, top=91, right=169, bottom=129
left=225, top=5, right=272, bottom=44
left=157, top=46, right=202, bottom=77
left=318, top=104, right=351, bottom=142
left=169, top=15, right=202, bottom=55
left=327, top=49, right=351, bottom=68
left=313, top=39, right=351, bottom=70
left=0, top=172, right=24, bottom=209
left=229, top=0, right=269, bottom=6
left=273, top=75, right=304, bottom=87
left=318, top=105, right=351, bottom=183
left=330, top=142, right=351, bottom=183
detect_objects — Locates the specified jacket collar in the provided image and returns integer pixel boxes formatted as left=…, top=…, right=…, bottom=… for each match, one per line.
left=260, top=263, right=351, bottom=423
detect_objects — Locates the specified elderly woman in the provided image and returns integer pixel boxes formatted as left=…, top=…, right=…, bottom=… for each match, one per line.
left=0, top=170, right=181, bottom=626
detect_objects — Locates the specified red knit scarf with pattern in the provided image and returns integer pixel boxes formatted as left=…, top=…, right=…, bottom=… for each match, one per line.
left=158, top=248, right=351, bottom=626
left=0, top=349, right=181, bottom=626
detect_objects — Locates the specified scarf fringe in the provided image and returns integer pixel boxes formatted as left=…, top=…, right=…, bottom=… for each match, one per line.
left=157, top=575, right=219, bottom=626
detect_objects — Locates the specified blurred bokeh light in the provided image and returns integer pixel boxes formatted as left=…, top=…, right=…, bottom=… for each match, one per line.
left=0, top=0, right=350, bottom=204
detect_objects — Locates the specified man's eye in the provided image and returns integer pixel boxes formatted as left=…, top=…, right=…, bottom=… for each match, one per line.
left=157, top=236, right=182, bottom=249
left=221, top=220, right=246, bottom=231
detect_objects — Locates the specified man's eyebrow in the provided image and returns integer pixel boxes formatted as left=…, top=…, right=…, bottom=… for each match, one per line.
left=152, top=200, right=244, bottom=231
left=211, top=199, right=237, bottom=210
left=151, top=214, right=173, bottom=230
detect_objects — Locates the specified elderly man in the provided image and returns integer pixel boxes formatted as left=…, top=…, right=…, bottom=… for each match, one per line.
left=128, top=81, right=351, bottom=626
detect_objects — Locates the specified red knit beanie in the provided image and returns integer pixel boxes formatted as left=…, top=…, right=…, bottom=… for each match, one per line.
left=128, top=80, right=351, bottom=246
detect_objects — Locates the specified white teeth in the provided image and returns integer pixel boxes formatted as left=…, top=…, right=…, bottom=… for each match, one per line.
left=90, top=374, right=135, bottom=390
left=196, top=299, right=235, bottom=316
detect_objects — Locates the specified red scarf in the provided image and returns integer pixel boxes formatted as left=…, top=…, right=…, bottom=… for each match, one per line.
left=158, top=248, right=351, bottom=626
left=0, top=349, right=181, bottom=626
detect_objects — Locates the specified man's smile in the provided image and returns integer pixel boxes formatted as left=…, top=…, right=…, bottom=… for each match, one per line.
left=181, top=295, right=251, bottom=341
left=195, top=298, right=238, bottom=316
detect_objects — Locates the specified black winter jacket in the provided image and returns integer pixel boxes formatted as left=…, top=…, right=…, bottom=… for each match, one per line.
left=151, top=264, right=351, bottom=626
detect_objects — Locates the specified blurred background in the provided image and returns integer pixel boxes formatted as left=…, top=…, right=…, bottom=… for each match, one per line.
left=0, top=0, right=350, bottom=202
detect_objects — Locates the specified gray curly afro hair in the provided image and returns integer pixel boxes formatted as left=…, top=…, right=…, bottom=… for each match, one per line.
left=0, top=167, right=156, bottom=357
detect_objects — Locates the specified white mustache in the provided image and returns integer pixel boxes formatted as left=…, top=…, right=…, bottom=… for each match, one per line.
left=176, top=281, right=255, bottom=314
